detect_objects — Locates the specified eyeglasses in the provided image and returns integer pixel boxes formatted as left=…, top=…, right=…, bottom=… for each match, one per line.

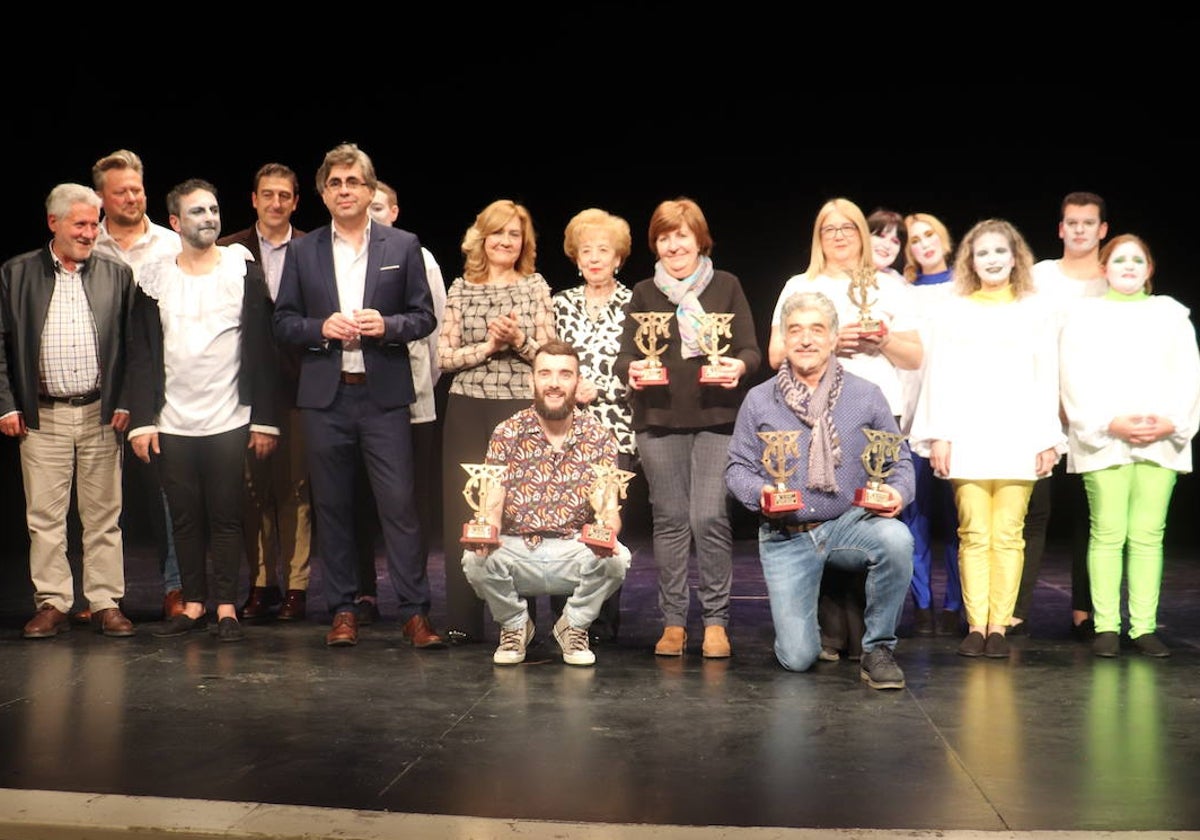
left=820, top=223, right=859, bottom=239
left=325, top=177, right=368, bottom=191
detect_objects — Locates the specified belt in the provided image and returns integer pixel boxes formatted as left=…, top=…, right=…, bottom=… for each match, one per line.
left=767, top=518, right=826, bottom=535
left=40, top=391, right=100, bottom=406
left=340, top=372, right=367, bottom=385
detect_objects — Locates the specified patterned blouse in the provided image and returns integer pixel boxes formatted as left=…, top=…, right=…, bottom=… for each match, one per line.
left=552, top=283, right=636, bottom=456
left=486, top=406, right=618, bottom=542
left=438, top=272, right=556, bottom=399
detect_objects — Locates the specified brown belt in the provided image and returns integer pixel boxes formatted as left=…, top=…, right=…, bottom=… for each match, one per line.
left=340, top=372, right=367, bottom=385
left=40, top=391, right=100, bottom=406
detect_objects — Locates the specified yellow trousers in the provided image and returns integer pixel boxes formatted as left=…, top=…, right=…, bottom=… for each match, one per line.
left=952, top=479, right=1034, bottom=628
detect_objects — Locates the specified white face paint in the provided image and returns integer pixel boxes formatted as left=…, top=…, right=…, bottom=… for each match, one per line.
left=907, top=221, right=947, bottom=273
left=971, top=231, right=1014, bottom=288
left=1105, top=241, right=1150, bottom=295
left=176, top=190, right=220, bottom=249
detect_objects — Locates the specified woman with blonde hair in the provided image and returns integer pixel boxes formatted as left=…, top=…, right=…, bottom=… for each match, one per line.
left=909, top=218, right=1064, bottom=659
left=438, top=199, right=556, bottom=644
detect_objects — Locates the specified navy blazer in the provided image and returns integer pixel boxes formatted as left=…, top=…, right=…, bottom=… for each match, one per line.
left=273, top=222, right=435, bottom=411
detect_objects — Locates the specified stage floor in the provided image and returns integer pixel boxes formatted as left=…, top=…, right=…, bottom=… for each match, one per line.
left=1, top=535, right=1198, bottom=839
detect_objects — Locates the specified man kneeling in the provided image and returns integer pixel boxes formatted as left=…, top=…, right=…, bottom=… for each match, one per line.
left=462, top=340, right=630, bottom=666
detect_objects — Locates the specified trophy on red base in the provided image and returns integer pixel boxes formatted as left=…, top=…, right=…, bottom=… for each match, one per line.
left=854, top=429, right=906, bottom=510
left=847, top=266, right=888, bottom=339
left=757, top=430, right=803, bottom=514
left=697, top=312, right=737, bottom=384
left=459, top=463, right=507, bottom=546
left=630, top=311, right=672, bottom=386
left=581, top=463, right=636, bottom=550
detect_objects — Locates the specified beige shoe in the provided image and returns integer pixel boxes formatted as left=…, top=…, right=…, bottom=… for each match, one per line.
left=654, top=625, right=687, bottom=656
left=702, top=625, right=732, bottom=658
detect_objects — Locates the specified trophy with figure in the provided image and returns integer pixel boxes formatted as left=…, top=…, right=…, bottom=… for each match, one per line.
left=459, top=463, right=507, bottom=546
left=757, top=430, right=803, bottom=513
left=697, top=312, right=737, bottom=384
left=581, top=463, right=637, bottom=550
left=630, top=311, right=672, bottom=386
left=854, top=429, right=906, bottom=510
left=847, top=265, right=887, bottom=338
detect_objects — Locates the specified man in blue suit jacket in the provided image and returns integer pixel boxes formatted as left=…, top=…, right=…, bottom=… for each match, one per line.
left=273, top=143, right=443, bottom=648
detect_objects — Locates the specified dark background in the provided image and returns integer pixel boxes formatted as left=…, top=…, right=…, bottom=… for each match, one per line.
left=2, top=12, right=1196, bottom=561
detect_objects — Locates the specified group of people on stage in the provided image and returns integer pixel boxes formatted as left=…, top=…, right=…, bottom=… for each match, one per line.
left=2, top=141, right=1197, bottom=689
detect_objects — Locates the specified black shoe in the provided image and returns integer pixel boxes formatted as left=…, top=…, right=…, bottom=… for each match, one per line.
left=1132, top=633, right=1170, bottom=658
left=354, top=598, right=381, bottom=625
left=957, top=631, right=985, bottom=657
left=217, top=617, right=245, bottom=643
left=153, top=613, right=208, bottom=638
left=983, top=632, right=1010, bottom=658
left=1093, top=631, right=1120, bottom=658
left=912, top=607, right=934, bottom=638
left=445, top=628, right=480, bottom=645
left=859, top=646, right=905, bottom=690
left=1006, top=620, right=1029, bottom=637
left=1071, top=618, right=1095, bottom=642
left=937, top=610, right=962, bottom=636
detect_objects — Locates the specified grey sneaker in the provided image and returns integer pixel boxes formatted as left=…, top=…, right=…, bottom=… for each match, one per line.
left=859, top=646, right=905, bottom=690
left=553, top=615, right=595, bottom=666
left=1132, top=632, right=1170, bottom=658
left=493, top=619, right=534, bottom=665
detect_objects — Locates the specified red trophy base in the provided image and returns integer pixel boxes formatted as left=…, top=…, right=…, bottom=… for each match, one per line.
left=699, top=363, right=736, bottom=385
left=857, top=319, right=888, bottom=339
left=762, top=487, right=802, bottom=514
left=853, top=484, right=891, bottom=511
left=461, top=520, right=500, bottom=546
left=633, top=365, right=669, bottom=386
left=581, top=522, right=616, bottom=550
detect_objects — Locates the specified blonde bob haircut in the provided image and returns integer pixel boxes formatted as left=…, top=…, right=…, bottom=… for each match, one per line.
left=1100, top=233, right=1155, bottom=294
left=807, top=197, right=873, bottom=277
left=952, top=218, right=1036, bottom=298
left=647, top=197, right=713, bottom=257
left=460, top=199, right=537, bottom=284
left=902, top=212, right=954, bottom=284
left=563, top=208, right=632, bottom=267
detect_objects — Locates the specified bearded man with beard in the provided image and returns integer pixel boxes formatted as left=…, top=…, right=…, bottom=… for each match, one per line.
left=461, top=339, right=630, bottom=667
left=126, top=179, right=280, bottom=644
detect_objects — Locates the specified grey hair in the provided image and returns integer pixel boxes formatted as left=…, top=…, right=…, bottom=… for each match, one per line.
left=779, top=290, right=839, bottom=334
left=46, top=183, right=102, bottom=218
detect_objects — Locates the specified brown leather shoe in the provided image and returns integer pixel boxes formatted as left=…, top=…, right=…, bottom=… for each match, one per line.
left=654, top=625, right=687, bottom=656
left=326, top=611, right=358, bottom=646
left=24, top=604, right=71, bottom=639
left=70, top=609, right=93, bottom=625
left=92, top=607, right=136, bottom=637
left=702, top=625, right=732, bottom=658
left=162, top=589, right=185, bottom=619
left=401, top=613, right=446, bottom=649
left=277, top=589, right=307, bottom=621
left=241, top=586, right=281, bottom=620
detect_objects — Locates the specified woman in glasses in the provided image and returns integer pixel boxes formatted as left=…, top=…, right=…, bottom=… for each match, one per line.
left=766, top=197, right=922, bottom=662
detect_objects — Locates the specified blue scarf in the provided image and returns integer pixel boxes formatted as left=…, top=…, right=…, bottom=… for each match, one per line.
left=653, top=255, right=714, bottom=359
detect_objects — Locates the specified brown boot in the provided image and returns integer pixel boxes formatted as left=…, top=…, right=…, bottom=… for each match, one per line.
left=654, top=625, right=687, bottom=656
left=702, top=625, right=732, bottom=658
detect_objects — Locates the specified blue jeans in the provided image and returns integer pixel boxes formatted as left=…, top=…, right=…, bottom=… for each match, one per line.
left=462, top=536, right=630, bottom=631
left=758, top=507, right=913, bottom=672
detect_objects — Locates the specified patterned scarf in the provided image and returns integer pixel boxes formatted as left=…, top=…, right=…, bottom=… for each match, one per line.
left=653, top=255, right=714, bottom=359
left=776, top=360, right=843, bottom=493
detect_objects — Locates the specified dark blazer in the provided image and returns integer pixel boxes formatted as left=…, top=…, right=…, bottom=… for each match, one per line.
left=273, top=222, right=435, bottom=410
left=216, top=225, right=307, bottom=405
left=124, top=256, right=279, bottom=433
left=0, top=246, right=135, bottom=428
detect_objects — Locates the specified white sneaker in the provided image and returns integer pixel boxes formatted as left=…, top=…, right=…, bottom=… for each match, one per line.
left=493, top=619, right=534, bottom=665
left=553, top=615, right=595, bottom=666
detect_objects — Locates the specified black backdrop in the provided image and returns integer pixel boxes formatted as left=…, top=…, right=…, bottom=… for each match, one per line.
left=2, top=14, right=1196, bottom=562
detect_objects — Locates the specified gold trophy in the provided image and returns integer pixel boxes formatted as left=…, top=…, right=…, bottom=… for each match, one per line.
left=757, top=430, right=803, bottom=513
left=854, top=429, right=906, bottom=510
left=630, top=311, right=672, bottom=386
left=581, top=463, right=636, bottom=550
left=697, top=312, right=736, bottom=384
left=846, top=266, right=887, bottom=338
left=459, top=463, right=507, bottom=546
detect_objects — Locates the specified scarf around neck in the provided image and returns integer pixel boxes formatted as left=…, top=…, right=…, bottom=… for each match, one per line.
left=777, top=360, right=843, bottom=493
left=653, top=255, right=714, bottom=359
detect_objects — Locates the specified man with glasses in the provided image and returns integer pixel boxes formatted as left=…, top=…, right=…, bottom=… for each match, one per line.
left=273, top=143, right=444, bottom=649
left=1012, top=191, right=1109, bottom=640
